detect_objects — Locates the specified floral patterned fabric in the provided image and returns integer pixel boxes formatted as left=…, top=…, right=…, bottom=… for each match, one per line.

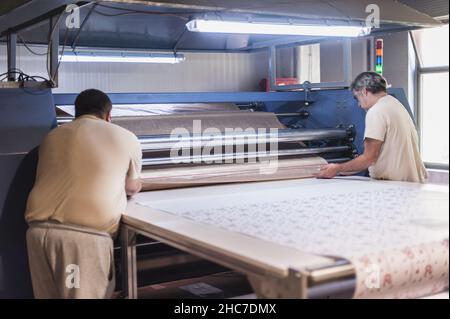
left=137, top=178, right=449, bottom=298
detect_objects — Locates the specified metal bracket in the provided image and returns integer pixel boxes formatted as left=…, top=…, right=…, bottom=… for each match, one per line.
left=248, top=259, right=355, bottom=299
left=248, top=269, right=308, bottom=299
left=0, top=81, right=52, bottom=89
left=247, top=268, right=307, bottom=298
left=346, top=124, right=356, bottom=142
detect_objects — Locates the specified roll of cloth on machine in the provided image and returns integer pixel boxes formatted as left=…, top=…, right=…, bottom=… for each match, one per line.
left=140, top=157, right=327, bottom=191
left=57, top=102, right=241, bottom=118
left=113, top=110, right=286, bottom=135
left=112, top=110, right=352, bottom=191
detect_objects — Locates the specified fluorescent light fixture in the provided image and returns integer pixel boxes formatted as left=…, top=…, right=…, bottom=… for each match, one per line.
left=186, top=19, right=371, bottom=37
left=60, top=51, right=185, bottom=64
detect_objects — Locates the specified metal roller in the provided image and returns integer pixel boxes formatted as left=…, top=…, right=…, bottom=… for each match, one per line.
left=139, top=128, right=351, bottom=152
left=142, top=145, right=351, bottom=166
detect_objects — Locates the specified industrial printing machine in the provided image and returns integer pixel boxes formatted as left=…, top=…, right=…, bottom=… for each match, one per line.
left=0, top=0, right=448, bottom=299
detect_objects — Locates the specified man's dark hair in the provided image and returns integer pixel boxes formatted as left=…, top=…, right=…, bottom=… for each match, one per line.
left=75, top=89, right=112, bottom=118
left=350, top=72, right=388, bottom=94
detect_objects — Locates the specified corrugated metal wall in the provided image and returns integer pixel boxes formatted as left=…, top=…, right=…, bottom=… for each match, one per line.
left=0, top=46, right=269, bottom=93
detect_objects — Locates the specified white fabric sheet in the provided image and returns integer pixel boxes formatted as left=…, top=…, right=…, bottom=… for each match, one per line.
left=135, top=178, right=449, bottom=298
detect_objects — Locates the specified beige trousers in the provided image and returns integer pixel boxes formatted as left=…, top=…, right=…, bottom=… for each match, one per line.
left=26, top=221, right=115, bottom=299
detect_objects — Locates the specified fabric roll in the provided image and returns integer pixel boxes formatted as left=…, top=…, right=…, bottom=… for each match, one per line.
left=113, top=111, right=286, bottom=136
left=57, top=103, right=239, bottom=118
left=118, top=111, right=320, bottom=190
left=141, top=157, right=327, bottom=191
left=352, top=240, right=449, bottom=299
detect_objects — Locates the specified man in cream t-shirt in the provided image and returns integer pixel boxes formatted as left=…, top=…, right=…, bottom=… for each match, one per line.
left=317, top=71, right=427, bottom=183
left=25, top=89, right=142, bottom=298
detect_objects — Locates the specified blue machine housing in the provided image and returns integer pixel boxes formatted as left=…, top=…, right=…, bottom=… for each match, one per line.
left=0, top=88, right=56, bottom=298
left=0, top=87, right=413, bottom=298
left=54, top=87, right=413, bottom=157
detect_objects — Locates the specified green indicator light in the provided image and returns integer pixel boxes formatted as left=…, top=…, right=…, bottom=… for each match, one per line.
left=375, top=65, right=383, bottom=74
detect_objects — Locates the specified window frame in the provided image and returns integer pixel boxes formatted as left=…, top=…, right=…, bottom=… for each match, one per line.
left=412, top=26, right=449, bottom=170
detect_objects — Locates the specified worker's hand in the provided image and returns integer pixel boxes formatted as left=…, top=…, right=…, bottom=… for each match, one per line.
left=316, top=164, right=341, bottom=179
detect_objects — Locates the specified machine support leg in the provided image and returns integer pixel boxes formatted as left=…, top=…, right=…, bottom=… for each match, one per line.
left=6, top=33, right=17, bottom=81
left=49, top=16, right=60, bottom=87
left=121, top=225, right=138, bottom=299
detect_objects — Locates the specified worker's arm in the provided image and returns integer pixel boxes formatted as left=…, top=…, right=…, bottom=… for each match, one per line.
left=126, top=178, right=142, bottom=197
left=126, top=136, right=143, bottom=197
left=316, top=138, right=383, bottom=179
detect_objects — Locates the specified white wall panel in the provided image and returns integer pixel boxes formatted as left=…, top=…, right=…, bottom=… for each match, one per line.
left=0, top=45, right=269, bottom=93
left=0, top=32, right=413, bottom=98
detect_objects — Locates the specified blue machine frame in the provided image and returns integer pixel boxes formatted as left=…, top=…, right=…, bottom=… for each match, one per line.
left=0, top=88, right=56, bottom=298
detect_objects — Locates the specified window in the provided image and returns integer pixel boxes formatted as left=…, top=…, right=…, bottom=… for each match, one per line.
left=420, top=72, right=449, bottom=165
left=273, top=39, right=352, bottom=88
left=413, top=24, right=449, bottom=168
left=413, top=25, right=449, bottom=68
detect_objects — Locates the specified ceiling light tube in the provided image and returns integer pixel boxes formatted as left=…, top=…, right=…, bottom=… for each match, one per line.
left=60, top=52, right=185, bottom=64
left=186, top=19, right=371, bottom=37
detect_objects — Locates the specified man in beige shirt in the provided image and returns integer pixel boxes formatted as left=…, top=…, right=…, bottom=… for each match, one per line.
left=25, top=89, right=142, bottom=298
left=317, top=72, right=427, bottom=183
